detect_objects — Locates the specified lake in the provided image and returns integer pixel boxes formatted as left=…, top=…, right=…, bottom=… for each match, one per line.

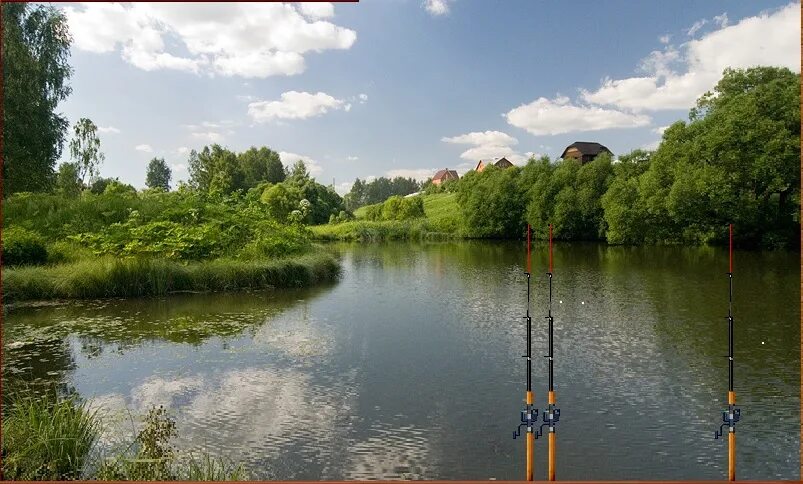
left=3, top=241, right=799, bottom=480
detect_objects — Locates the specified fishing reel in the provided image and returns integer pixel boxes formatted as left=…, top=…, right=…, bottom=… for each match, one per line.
left=534, top=405, right=560, bottom=439
left=714, top=405, right=741, bottom=439
left=513, top=405, right=538, bottom=439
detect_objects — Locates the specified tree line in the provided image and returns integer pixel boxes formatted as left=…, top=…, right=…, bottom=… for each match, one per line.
left=455, top=67, right=799, bottom=249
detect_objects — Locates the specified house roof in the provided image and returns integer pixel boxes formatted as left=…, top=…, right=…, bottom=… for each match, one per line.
left=559, top=142, right=612, bottom=159
left=476, top=157, right=512, bottom=170
left=432, top=169, right=458, bottom=180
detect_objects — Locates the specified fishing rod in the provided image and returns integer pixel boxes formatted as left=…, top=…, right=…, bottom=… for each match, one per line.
left=513, top=224, right=537, bottom=481
left=714, top=223, right=740, bottom=481
left=534, top=224, right=560, bottom=480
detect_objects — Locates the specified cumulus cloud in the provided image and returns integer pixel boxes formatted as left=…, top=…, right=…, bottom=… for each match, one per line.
left=713, top=13, right=729, bottom=28
left=279, top=151, right=323, bottom=176
left=505, top=96, right=651, bottom=136
left=135, top=144, right=153, bottom=153
left=442, top=130, right=535, bottom=164
left=98, top=125, right=120, bottom=134
left=248, top=91, right=347, bottom=122
left=64, top=3, right=356, bottom=78
left=423, top=0, right=453, bottom=16
left=580, top=3, right=799, bottom=112
left=176, top=146, right=190, bottom=155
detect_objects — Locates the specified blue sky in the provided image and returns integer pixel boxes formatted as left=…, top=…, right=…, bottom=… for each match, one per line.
left=56, top=0, right=799, bottom=193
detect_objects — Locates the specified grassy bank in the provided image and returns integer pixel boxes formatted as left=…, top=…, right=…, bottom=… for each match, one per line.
left=2, top=391, right=245, bottom=480
left=311, top=219, right=455, bottom=242
left=3, top=252, right=340, bottom=302
left=315, top=193, right=461, bottom=242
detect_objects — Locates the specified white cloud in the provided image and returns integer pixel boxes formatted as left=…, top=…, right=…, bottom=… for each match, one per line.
left=713, top=13, right=729, bottom=28
left=652, top=125, right=670, bottom=135
left=423, top=0, right=452, bottom=16
left=442, top=129, right=534, bottom=163
left=580, top=3, right=799, bottom=112
left=236, top=94, right=256, bottom=102
left=98, top=125, right=120, bottom=134
left=177, top=146, right=190, bottom=155
left=65, top=3, right=356, bottom=78
left=171, top=163, right=188, bottom=172
left=358, top=93, right=368, bottom=103
left=659, top=34, right=671, bottom=44
left=191, top=131, right=224, bottom=143
left=135, top=144, right=153, bottom=153
left=505, top=95, right=651, bottom=136
left=686, top=19, right=707, bottom=37
left=442, top=130, right=517, bottom=147
left=386, top=168, right=439, bottom=181
left=299, top=2, right=334, bottom=19
left=347, top=156, right=359, bottom=161
left=279, top=151, right=323, bottom=176
left=248, top=91, right=346, bottom=122
left=334, top=181, right=353, bottom=195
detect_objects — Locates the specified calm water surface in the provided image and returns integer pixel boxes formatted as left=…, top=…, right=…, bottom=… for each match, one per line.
left=3, top=242, right=799, bottom=480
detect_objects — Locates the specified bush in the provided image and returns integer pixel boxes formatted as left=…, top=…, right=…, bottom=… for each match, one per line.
left=2, top=227, right=48, bottom=266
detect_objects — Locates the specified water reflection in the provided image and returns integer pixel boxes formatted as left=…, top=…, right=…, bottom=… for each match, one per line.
left=2, top=242, right=799, bottom=480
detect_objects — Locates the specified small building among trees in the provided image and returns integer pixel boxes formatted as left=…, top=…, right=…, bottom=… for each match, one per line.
left=475, top=157, right=514, bottom=172
left=432, top=168, right=459, bottom=185
left=559, top=142, right=613, bottom=163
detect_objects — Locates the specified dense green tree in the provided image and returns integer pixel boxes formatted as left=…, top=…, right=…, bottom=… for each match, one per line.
left=146, top=157, right=172, bottom=191
left=54, top=162, right=81, bottom=197
left=457, top=165, right=525, bottom=238
left=2, top=3, right=73, bottom=195
left=601, top=150, right=652, bottom=244
left=188, top=144, right=242, bottom=196
left=260, top=183, right=303, bottom=222
left=343, top=176, right=421, bottom=209
left=89, top=177, right=118, bottom=195
left=69, top=118, right=104, bottom=184
left=238, top=146, right=285, bottom=186
left=611, top=67, right=800, bottom=247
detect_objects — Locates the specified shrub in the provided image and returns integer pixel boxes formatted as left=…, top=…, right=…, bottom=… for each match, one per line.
left=2, top=227, right=48, bottom=266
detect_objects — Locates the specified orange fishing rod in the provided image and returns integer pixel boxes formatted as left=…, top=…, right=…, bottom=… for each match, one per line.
left=534, top=224, right=560, bottom=480
left=513, top=224, right=537, bottom=480
left=714, top=223, right=740, bottom=481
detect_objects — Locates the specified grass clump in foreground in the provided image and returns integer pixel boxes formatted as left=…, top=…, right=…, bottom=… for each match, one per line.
left=3, top=252, right=340, bottom=302
left=2, top=391, right=245, bottom=480
left=2, top=392, right=100, bottom=480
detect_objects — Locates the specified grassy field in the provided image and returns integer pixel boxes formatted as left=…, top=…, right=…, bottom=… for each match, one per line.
left=3, top=252, right=340, bottom=302
left=323, top=193, right=460, bottom=242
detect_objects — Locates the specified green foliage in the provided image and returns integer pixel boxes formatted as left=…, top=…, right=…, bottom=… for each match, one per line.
left=457, top=165, right=526, bottom=238
left=360, top=196, right=425, bottom=222
left=2, top=226, right=48, bottom=266
left=239, top=146, right=286, bottom=185
left=2, top=392, right=100, bottom=480
left=89, top=177, right=118, bottom=194
left=311, top=219, right=451, bottom=242
left=145, top=157, right=172, bottom=191
left=55, top=162, right=82, bottom=197
left=69, top=118, right=105, bottom=184
left=260, top=183, right=303, bottom=222
left=2, top=3, right=73, bottom=195
left=3, top=252, right=340, bottom=301
left=344, top=176, right=422, bottom=210
left=603, top=67, right=800, bottom=248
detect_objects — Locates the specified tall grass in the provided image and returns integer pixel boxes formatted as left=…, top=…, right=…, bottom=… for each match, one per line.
left=3, top=252, right=340, bottom=302
left=2, top=392, right=100, bottom=480
left=311, top=220, right=455, bottom=242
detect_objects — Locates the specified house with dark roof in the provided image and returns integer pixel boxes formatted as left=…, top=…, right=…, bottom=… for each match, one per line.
left=431, top=168, right=459, bottom=185
left=475, top=156, right=514, bottom=172
left=559, top=142, right=613, bottom=163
